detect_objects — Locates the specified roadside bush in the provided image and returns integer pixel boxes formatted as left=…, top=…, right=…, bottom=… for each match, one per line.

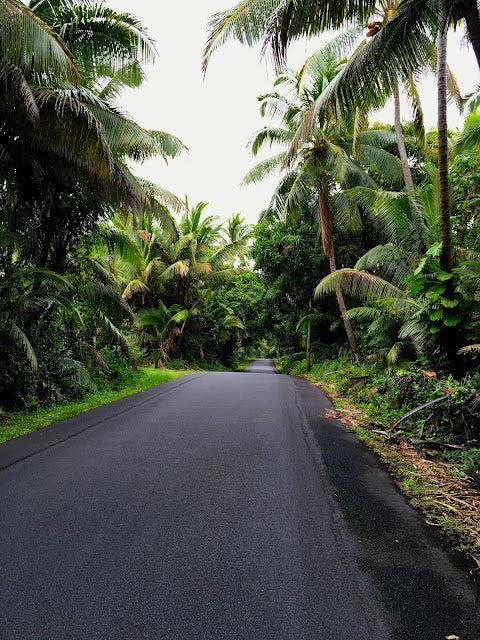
left=93, top=345, right=138, bottom=391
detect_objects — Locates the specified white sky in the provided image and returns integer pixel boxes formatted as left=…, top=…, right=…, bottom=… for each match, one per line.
left=109, top=1, right=479, bottom=224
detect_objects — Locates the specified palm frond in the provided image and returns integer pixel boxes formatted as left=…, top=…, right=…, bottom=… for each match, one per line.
left=455, top=111, right=480, bottom=153
left=296, top=26, right=362, bottom=89
left=200, top=266, right=250, bottom=288
left=10, top=324, right=38, bottom=370
left=159, top=260, right=190, bottom=281
left=122, top=278, right=149, bottom=300
left=314, top=268, right=410, bottom=303
left=96, top=60, right=146, bottom=101
left=285, top=3, right=435, bottom=163
left=203, top=0, right=279, bottom=74
left=249, top=127, right=292, bottom=155
left=136, top=178, right=187, bottom=216
left=357, top=145, right=404, bottom=188
left=343, top=305, right=382, bottom=323
left=0, top=60, right=39, bottom=124
left=0, top=0, right=77, bottom=80
left=355, top=244, right=412, bottom=289
left=57, top=355, right=96, bottom=390
left=99, top=311, right=134, bottom=355
left=242, top=152, right=286, bottom=184
left=209, top=240, right=249, bottom=268
left=330, top=191, right=362, bottom=235
left=458, top=344, right=480, bottom=355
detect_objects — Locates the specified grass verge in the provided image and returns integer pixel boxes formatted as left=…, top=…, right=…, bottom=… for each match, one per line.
left=0, top=367, right=186, bottom=445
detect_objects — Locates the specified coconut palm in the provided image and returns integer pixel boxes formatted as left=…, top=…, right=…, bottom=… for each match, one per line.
left=243, top=49, right=403, bottom=359
left=313, top=167, right=480, bottom=369
left=0, top=0, right=187, bottom=274
left=136, top=301, right=189, bottom=367
left=279, top=3, right=459, bottom=274
left=0, top=247, right=135, bottom=408
left=30, top=0, right=156, bottom=89
left=222, top=214, right=253, bottom=266
left=158, top=205, right=251, bottom=305
left=203, top=0, right=471, bottom=278
left=315, top=267, right=427, bottom=365
left=96, top=204, right=249, bottom=310
left=203, top=1, right=480, bottom=74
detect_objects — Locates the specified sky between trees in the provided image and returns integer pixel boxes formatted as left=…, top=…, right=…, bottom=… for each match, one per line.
left=109, top=0, right=478, bottom=224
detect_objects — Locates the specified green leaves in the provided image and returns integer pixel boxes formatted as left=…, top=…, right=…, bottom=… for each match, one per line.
left=406, top=245, right=480, bottom=348
left=425, top=283, right=446, bottom=302
left=428, top=308, right=443, bottom=321
left=440, top=297, right=459, bottom=308
left=443, top=315, right=463, bottom=327
left=0, top=0, right=77, bottom=81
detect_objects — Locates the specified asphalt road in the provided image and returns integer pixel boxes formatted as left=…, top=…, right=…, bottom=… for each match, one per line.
left=0, top=359, right=479, bottom=639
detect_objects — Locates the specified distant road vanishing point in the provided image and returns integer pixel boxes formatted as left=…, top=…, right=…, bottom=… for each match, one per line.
left=0, top=359, right=479, bottom=639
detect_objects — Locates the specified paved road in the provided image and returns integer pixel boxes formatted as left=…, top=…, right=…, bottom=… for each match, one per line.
left=1, top=359, right=479, bottom=639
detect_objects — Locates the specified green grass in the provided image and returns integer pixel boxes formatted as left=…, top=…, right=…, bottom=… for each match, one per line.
left=0, top=367, right=186, bottom=444
left=234, top=359, right=251, bottom=371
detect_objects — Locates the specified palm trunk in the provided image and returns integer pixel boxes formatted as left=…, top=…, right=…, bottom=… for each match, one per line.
left=37, top=214, right=53, bottom=269
left=393, top=84, right=415, bottom=197
left=306, top=300, right=312, bottom=373
left=393, top=84, right=423, bottom=251
left=462, top=0, right=480, bottom=70
left=437, top=0, right=452, bottom=274
left=318, top=184, right=361, bottom=362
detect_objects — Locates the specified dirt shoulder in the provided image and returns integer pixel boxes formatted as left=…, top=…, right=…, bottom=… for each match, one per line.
left=302, top=374, right=480, bottom=573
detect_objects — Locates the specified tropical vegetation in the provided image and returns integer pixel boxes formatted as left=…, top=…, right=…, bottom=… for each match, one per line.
left=2, top=0, right=480, bottom=521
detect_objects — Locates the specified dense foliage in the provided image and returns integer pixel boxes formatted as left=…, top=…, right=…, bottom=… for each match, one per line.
left=2, top=0, right=480, bottom=475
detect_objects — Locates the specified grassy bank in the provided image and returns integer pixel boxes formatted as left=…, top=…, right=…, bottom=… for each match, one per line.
left=0, top=367, right=186, bottom=445
left=279, top=354, right=480, bottom=569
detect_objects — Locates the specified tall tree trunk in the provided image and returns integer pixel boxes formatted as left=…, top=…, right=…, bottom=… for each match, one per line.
left=393, top=84, right=416, bottom=198
left=462, top=0, right=480, bottom=70
left=393, top=84, right=423, bottom=251
left=437, top=0, right=452, bottom=274
left=306, top=300, right=312, bottom=373
left=318, top=184, right=361, bottom=362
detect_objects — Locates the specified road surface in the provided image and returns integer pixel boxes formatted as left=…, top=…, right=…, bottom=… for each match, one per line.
left=0, top=359, right=479, bottom=639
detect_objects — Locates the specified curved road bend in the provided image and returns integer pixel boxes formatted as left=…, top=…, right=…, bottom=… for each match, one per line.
left=0, top=359, right=479, bottom=639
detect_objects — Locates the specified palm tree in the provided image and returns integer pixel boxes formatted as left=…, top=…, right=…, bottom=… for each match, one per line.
left=96, top=204, right=249, bottom=310
left=203, top=1, right=480, bottom=74
left=312, top=159, right=480, bottom=369
left=136, top=301, right=189, bottom=367
left=223, top=213, right=252, bottom=244
left=158, top=204, right=251, bottom=305
left=203, top=1, right=472, bottom=278
left=243, top=51, right=403, bottom=360
left=437, top=0, right=452, bottom=275
left=30, top=0, right=156, bottom=89
left=0, top=241, right=135, bottom=408
left=0, top=1, right=188, bottom=407
left=0, top=0, right=187, bottom=274
left=282, top=6, right=461, bottom=275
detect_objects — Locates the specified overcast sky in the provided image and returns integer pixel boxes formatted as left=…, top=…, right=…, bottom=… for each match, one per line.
left=109, top=1, right=479, bottom=224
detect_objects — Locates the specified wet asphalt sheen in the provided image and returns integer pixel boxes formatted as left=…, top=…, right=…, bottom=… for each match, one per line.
left=0, top=359, right=479, bottom=639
